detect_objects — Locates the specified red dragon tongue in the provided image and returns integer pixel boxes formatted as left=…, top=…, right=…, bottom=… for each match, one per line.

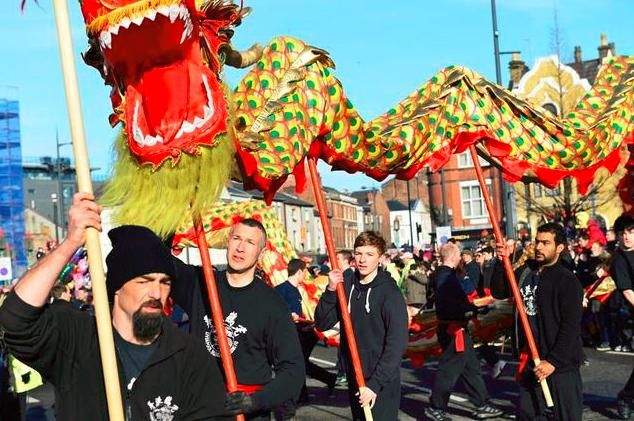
left=129, top=61, right=194, bottom=144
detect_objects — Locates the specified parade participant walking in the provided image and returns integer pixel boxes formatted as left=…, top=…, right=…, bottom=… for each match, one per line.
left=315, top=231, right=408, bottom=421
left=609, top=215, right=634, bottom=419
left=275, top=259, right=336, bottom=412
left=493, top=223, right=584, bottom=421
left=171, top=218, right=304, bottom=420
left=424, top=243, right=503, bottom=421
left=0, top=193, right=227, bottom=420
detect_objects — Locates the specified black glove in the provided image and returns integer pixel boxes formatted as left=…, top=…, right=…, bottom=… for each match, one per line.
left=224, top=391, right=262, bottom=415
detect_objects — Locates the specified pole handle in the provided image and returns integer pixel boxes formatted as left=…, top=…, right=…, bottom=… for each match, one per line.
left=306, top=158, right=373, bottom=421
left=194, top=216, right=244, bottom=421
left=52, top=0, right=124, bottom=418
left=468, top=145, right=554, bottom=408
left=534, top=359, right=555, bottom=408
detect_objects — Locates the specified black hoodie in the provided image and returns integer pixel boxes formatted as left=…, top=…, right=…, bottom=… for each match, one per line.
left=314, top=269, right=408, bottom=393
left=0, top=291, right=226, bottom=420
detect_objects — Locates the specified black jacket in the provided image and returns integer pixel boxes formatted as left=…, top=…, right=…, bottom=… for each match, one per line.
left=0, top=291, right=226, bottom=420
left=432, top=265, right=477, bottom=322
left=314, top=269, right=408, bottom=393
left=171, top=259, right=304, bottom=410
left=491, top=260, right=583, bottom=372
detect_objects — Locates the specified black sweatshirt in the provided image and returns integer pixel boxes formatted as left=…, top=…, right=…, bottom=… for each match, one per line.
left=491, top=260, right=583, bottom=372
left=0, top=291, right=226, bottom=420
left=314, top=269, right=408, bottom=393
left=171, top=259, right=304, bottom=410
left=432, top=265, right=478, bottom=322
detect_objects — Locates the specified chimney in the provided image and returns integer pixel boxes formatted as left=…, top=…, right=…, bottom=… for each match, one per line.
left=574, top=46, right=582, bottom=64
left=598, top=33, right=611, bottom=60
left=508, top=52, right=527, bottom=88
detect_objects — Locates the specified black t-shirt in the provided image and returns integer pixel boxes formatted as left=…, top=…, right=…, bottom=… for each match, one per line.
left=114, top=330, right=158, bottom=388
left=520, top=270, right=540, bottom=345
left=611, top=249, right=634, bottom=291
left=275, top=281, right=303, bottom=317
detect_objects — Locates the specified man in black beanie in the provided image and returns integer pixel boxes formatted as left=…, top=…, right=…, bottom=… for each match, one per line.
left=0, top=192, right=227, bottom=420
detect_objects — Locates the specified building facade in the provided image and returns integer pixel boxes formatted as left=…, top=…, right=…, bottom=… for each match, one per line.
left=509, top=34, right=625, bottom=233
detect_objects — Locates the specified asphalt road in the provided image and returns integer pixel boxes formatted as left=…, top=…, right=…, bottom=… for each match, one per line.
left=24, top=344, right=633, bottom=420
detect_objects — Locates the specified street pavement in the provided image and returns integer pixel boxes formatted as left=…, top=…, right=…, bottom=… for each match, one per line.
left=25, top=344, right=633, bottom=420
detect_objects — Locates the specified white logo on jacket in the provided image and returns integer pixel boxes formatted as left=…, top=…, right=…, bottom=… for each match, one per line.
left=521, top=284, right=538, bottom=316
left=147, top=396, right=179, bottom=421
left=204, top=312, right=247, bottom=357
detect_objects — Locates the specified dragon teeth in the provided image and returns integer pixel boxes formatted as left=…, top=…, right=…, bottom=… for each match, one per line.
left=146, top=9, right=157, bottom=21
left=157, top=5, right=170, bottom=17
left=169, top=5, right=180, bottom=23
left=120, top=17, right=132, bottom=29
left=131, top=15, right=144, bottom=26
left=99, top=31, right=112, bottom=50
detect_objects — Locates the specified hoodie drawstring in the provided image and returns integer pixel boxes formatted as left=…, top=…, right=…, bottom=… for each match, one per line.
left=347, top=284, right=355, bottom=313
left=365, top=288, right=372, bottom=314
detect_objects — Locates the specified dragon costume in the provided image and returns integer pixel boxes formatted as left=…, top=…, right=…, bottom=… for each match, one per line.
left=77, top=0, right=634, bottom=238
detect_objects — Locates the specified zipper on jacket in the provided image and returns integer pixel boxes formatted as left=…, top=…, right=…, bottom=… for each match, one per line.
left=125, top=378, right=135, bottom=421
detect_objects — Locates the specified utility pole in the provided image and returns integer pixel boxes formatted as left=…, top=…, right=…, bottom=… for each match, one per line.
left=55, top=130, right=72, bottom=237
left=490, top=0, right=517, bottom=238
left=406, top=178, right=415, bottom=248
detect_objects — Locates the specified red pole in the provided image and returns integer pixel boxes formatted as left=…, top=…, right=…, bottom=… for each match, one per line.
left=194, top=215, right=245, bottom=421
left=307, top=157, right=373, bottom=421
left=468, top=145, right=553, bottom=407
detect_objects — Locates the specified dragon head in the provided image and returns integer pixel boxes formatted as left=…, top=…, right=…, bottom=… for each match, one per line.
left=80, top=0, right=250, bottom=167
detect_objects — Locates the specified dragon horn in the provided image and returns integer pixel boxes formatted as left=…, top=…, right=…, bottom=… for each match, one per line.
left=224, top=43, right=264, bottom=68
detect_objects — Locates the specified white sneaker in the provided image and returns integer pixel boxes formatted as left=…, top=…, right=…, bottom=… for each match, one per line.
left=492, top=360, right=507, bottom=379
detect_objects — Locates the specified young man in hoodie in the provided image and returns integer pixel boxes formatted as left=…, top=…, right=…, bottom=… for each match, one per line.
left=170, top=218, right=305, bottom=420
left=493, top=223, right=584, bottom=421
left=315, top=231, right=408, bottom=421
left=0, top=193, right=227, bottom=420
left=425, top=243, right=502, bottom=421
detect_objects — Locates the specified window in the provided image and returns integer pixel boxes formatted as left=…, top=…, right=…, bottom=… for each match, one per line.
left=546, top=183, right=561, bottom=197
left=533, top=184, right=542, bottom=198
left=457, top=151, right=490, bottom=168
left=460, top=180, right=491, bottom=219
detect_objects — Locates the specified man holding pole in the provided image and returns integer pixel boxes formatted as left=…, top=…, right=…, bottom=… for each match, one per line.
left=170, top=218, right=305, bottom=420
left=0, top=193, right=227, bottom=420
left=493, top=222, right=584, bottom=420
left=315, top=231, right=408, bottom=421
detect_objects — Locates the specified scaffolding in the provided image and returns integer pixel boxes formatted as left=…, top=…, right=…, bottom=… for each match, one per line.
left=0, top=89, right=27, bottom=283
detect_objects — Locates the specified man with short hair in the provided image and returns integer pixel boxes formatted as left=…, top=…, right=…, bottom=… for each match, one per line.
left=336, top=250, right=354, bottom=277
left=275, top=259, right=335, bottom=414
left=49, top=283, right=72, bottom=303
left=0, top=193, right=227, bottom=420
left=493, top=223, right=584, bottom=421
left=315, top=231, right=408, bottom=421
left=609, top=215, right=634, bottom=419
left=425, top=243, right=502, bottom=421
left=171, top=218, right=305, bottom=420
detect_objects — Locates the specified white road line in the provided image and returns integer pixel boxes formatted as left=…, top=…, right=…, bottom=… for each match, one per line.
left=308, top=357, right=469, bottom=403
left=606, top=351, right=634, bottom=356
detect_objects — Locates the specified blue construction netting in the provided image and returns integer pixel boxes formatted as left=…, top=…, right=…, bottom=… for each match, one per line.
left=0, top=97, right=27, bottom=282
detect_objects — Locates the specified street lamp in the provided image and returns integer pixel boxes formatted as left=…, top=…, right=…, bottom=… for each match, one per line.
left=56, top=130, right=72, bottom=236
left=490, top=0, right=518, bottom=238
left=51, top=193, right=59, bottom=243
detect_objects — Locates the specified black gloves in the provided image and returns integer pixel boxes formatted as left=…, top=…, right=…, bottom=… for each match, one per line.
left=224, top=391, right=262, bottom=415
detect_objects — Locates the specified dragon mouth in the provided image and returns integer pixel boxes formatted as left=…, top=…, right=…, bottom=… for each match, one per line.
left=97, top=3, right=194, bottom=51
left=95, top=0, right=228, bottom=165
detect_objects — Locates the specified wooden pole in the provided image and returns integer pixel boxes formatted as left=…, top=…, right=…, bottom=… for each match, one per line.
left=307, top=157, right=373, bottom=421
left=469, top=145, right=554, bottom=407
left=51, top=0, right=124, bottom=418
left=194, top=215, right=244, bottom=421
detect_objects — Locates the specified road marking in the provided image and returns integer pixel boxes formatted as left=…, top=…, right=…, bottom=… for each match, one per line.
left=308, top=357, right=469, bottom=403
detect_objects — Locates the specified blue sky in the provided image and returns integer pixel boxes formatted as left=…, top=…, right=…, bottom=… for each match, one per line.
left=1, top=0, right=632, bottom=191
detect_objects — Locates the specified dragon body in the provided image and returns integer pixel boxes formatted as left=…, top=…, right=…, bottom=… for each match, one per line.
left=77, top=0, right=634, bottom=237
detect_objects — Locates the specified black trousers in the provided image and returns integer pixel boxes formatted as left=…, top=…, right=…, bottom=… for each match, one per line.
left=620, top=366, right=634, bottom=400
left=518, top=368, right=583, bottom=421
left=430, top=327, right=489, bottom=409
left=298, top=327, right=336, bottom=387
left=347, top=376, right=401, bottom=421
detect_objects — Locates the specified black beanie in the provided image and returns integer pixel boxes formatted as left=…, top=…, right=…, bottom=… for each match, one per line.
left=106, top=225, right=176, bottom=301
